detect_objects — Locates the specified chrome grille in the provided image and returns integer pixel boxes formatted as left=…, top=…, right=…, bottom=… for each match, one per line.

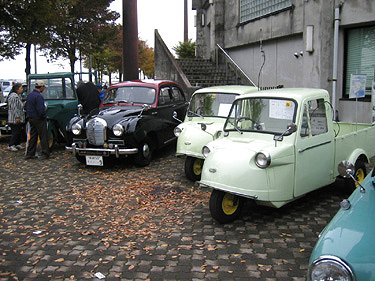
left=86, top=118, right=107, bottom=145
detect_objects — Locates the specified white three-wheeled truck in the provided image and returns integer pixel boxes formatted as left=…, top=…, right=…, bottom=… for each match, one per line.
left=199, top=88, right=375, bottom=223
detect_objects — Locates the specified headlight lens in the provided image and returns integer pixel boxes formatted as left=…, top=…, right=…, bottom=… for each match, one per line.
left=113, top=123, right=124, bottom=136
left=202, top=146, right=210, bottom=158
left=255, top=152, right=271, bottom=168
left=309, top=256, right=354, bottom=281
left=174, top=126, right=182, bottom=137
left=72, top=123, right=81, bottom=135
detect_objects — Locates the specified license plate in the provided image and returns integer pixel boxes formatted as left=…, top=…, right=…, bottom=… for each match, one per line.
left=85, top=155, right=104, bottom=166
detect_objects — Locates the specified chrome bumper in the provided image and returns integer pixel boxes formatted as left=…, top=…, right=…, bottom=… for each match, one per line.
left=65, top=143, right=138, bottom=158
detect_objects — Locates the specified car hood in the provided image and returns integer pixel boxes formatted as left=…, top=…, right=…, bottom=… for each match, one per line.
left=94, top=106, right=144, bottom=127
left=310, top=176, right=375, bottom=280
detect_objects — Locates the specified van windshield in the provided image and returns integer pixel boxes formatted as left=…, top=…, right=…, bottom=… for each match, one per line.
left=188, top=92, right=237, bottom=118
left=224, top=97, right=297, bottom=134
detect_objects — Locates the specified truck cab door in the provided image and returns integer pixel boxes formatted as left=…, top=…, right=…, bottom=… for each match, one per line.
left=294, top=98, right=334, bottom=197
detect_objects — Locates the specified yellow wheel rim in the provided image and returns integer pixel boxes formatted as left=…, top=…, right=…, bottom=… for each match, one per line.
left=193, top=159, right=203, bottom=176
left=222, top=193, right=239, bottom=215
left=355, top=168, right=365, bottom=186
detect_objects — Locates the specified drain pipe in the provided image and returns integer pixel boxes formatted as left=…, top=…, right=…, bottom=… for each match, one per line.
left=332, top=7, right=341, bottom=121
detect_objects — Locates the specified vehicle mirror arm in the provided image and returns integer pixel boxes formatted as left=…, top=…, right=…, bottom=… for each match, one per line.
left=347, top=173, right=366, bottom=192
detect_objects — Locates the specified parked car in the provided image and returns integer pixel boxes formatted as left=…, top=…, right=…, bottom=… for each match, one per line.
left=65, top=80, right=188, bottom=167
left=174, top=85, right=258, bottom=181
left=307, top=160, right=375, bottom=281
left=27, top=72, right=80, bottom=147
left=199, top=88, right=375, bottom=223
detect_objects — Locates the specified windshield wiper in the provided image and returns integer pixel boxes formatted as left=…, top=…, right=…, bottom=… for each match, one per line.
left=226, top=119, right=243, bottom=134
left=188, top=110, right=203, bottom=118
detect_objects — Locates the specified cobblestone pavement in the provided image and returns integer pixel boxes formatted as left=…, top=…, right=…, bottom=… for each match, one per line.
left=0, top=136, right=360, bottom=281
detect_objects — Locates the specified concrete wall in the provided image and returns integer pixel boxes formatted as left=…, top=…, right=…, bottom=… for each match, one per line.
left=193, top=0, right=375, bottom=123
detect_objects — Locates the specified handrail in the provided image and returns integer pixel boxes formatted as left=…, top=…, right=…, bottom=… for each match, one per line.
left=216, top=44, right=256, bottom=86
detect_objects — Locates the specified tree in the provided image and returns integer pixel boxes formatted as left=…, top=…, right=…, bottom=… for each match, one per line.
left=138, top=39, right=154, bottom=78
left=43, top=0, right=119, bottom=73
left=173, top=39, right=196, bottom=59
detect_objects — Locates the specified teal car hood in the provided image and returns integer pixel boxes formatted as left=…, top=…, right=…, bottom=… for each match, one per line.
left=309, top=175, right=375, bottom=280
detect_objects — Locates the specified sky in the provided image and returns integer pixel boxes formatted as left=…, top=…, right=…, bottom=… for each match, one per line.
left=0, top=0, right=197, bottom=81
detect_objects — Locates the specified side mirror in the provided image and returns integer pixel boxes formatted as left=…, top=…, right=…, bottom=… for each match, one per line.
left=285, top=123, right=297, bottom=135
left=142, top=104, right=151, bottom=110
left=173, top=111, right=182, bottom=123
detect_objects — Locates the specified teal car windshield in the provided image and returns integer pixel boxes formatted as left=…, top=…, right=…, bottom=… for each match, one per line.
left=29, top=78, right=76, bottom=100
left=188, top=93, right=237, bottom=118
left=104, top=86, right=156, bottom=105
left=224, top=97, right=297, bottom=134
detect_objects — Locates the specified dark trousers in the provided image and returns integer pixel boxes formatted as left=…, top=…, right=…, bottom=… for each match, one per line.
left=26, top=119, right=50, bottom=157
left=9, top=123, right=24, bottom=147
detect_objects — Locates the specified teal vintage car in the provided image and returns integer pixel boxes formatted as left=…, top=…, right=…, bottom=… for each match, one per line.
left=307, top=161, right=375, bottom=281
left=174, top=85, right=258, bottom=181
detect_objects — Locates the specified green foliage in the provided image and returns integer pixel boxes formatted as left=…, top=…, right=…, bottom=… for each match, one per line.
left=172, top=39, right=196, bottom=59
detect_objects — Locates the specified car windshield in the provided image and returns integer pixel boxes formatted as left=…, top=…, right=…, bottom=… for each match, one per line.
left=104, top=86, right=156, bottom=105
left=29, top=78, right=75, bottom=100
left=188, top=92, right=237, bottom=118
left=224, top=97, right=297, bottom=134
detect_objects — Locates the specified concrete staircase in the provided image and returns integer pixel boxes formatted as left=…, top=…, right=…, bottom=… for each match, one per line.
left=177, top=58, right=241, bottom=88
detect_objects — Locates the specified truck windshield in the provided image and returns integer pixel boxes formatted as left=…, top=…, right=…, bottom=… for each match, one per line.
left=104, top=86, right=156, bottom=105
left=29, top=78, right=75, bottom=100
left=188, top=93, right=237, bottom=118
left=224, top=97, right=297, bottom=134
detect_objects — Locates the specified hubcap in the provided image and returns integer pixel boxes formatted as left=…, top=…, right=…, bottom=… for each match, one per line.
left=222, top=193, right=239, bottom=215
left=193, top=159, right=203, bottom=175
left=142, top=143, right=150, bottom=158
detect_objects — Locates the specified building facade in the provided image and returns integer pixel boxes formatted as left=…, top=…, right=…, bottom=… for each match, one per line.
left=192, top=0, right=375, bottom=123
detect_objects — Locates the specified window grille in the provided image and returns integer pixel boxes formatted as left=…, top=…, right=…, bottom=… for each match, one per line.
left=239, top=0, right=292, bottom=23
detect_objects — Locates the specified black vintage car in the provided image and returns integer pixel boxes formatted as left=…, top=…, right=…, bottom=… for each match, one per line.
left=65, top=80, right=188, bottom=167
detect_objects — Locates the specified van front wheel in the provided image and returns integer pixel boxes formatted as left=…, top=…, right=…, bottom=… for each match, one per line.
left=209, top=190, right=243, bottom=224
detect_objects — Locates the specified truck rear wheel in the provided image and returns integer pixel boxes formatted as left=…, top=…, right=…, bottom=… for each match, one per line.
left=209, top=190, right=243, bottom=224
left=184, top=156, right=203, bottom=181
left=354, top=158, right=367, bottom=186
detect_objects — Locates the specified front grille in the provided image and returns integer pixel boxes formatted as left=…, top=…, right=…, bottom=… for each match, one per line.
left=86, top=118, right=107, bottom=145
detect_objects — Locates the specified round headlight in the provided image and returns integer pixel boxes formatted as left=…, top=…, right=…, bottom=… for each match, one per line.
left=214, top=130, right=222, bottom=140
left=255, top=152, right=271, bottom=168
left=174, top=126, right=182, bottom=137
left=202, top=146, right=211, bottom=158
left=309, top=256, right=354, bottom=281
left=113, top=123, right=124, bottom=136
left=72, top=123, right=81, bottom=135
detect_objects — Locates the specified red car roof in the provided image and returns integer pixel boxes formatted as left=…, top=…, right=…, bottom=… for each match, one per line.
left=108, top=79, right=179, bottom=89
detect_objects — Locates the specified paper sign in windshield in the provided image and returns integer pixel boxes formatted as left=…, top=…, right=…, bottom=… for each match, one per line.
left=269, top=99, right=294, bottom=120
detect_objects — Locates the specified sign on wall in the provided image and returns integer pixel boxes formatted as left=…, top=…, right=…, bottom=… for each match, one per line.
left=349, top=74, right=367, bottom=99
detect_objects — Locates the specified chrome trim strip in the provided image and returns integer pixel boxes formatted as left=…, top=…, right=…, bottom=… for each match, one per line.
left=66, top=144, right=138, bottom=158
left=298, top=140, right=332, bottom=153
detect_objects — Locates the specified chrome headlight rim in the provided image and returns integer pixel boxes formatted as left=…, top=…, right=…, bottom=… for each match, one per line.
left=72, top=123, right=82, bottom=135
left=174, top=126, right=182, bottom=137
left=202, top=146, right=211, bottom=158
left=255, top=151, right=271, bottom=168
left=113, top=123, right=124, bottom=136
left=309, top=255, right=355, bottom=281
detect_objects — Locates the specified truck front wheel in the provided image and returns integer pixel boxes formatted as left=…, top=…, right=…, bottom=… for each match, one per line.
left=185, top=156, right=204, bottom=181
left=209, top=190, right=243, bottom=224
left=354, top=158, right=367, bottom=186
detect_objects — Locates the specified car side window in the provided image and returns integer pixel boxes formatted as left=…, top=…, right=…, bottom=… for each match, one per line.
left=171, top=87, right=185, bottom=102
left=300, top=98, right=328, bottom=138
left=159, top=88, right=172, bottom=105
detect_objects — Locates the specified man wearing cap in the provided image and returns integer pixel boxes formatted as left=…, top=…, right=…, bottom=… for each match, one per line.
left=24, top=80, right=50, bottom=160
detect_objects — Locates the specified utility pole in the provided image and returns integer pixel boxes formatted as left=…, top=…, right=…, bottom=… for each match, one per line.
left=123, top=0, right=139, bottom=81
left=184, top=0, right=188, bottom=42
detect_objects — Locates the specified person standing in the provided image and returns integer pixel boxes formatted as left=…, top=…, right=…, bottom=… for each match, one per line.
left=7, top=83, right=25, bottom=151
left=24, top=80, right=50, bottom=160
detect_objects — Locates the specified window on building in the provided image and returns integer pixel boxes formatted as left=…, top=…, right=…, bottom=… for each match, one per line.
left=344, top=26, right=375, bottom=99
left=239, top=0, right=292, bottom=23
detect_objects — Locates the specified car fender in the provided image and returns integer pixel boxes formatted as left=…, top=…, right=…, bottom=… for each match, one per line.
left=347, top=148, right=368, bottom=166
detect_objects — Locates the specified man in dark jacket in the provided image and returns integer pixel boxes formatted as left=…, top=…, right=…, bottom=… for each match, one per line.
left=25, top=80, right=50, bottom=160
left=76, top=81, right=101, bottom=115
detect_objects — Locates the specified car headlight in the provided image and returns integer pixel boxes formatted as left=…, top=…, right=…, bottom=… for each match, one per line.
left=202, top=146, right=210, bottom=158
left=214, top=131, right=222, bottom=140
left=113, top=123, right=124, bottom=136
left=174, top=126, right=182, bottom=137
left=72, top=123, right=81, bottom=135
left=255, top=152, right=271, bottom=168
left=309, top=256, right=354, bottom=281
